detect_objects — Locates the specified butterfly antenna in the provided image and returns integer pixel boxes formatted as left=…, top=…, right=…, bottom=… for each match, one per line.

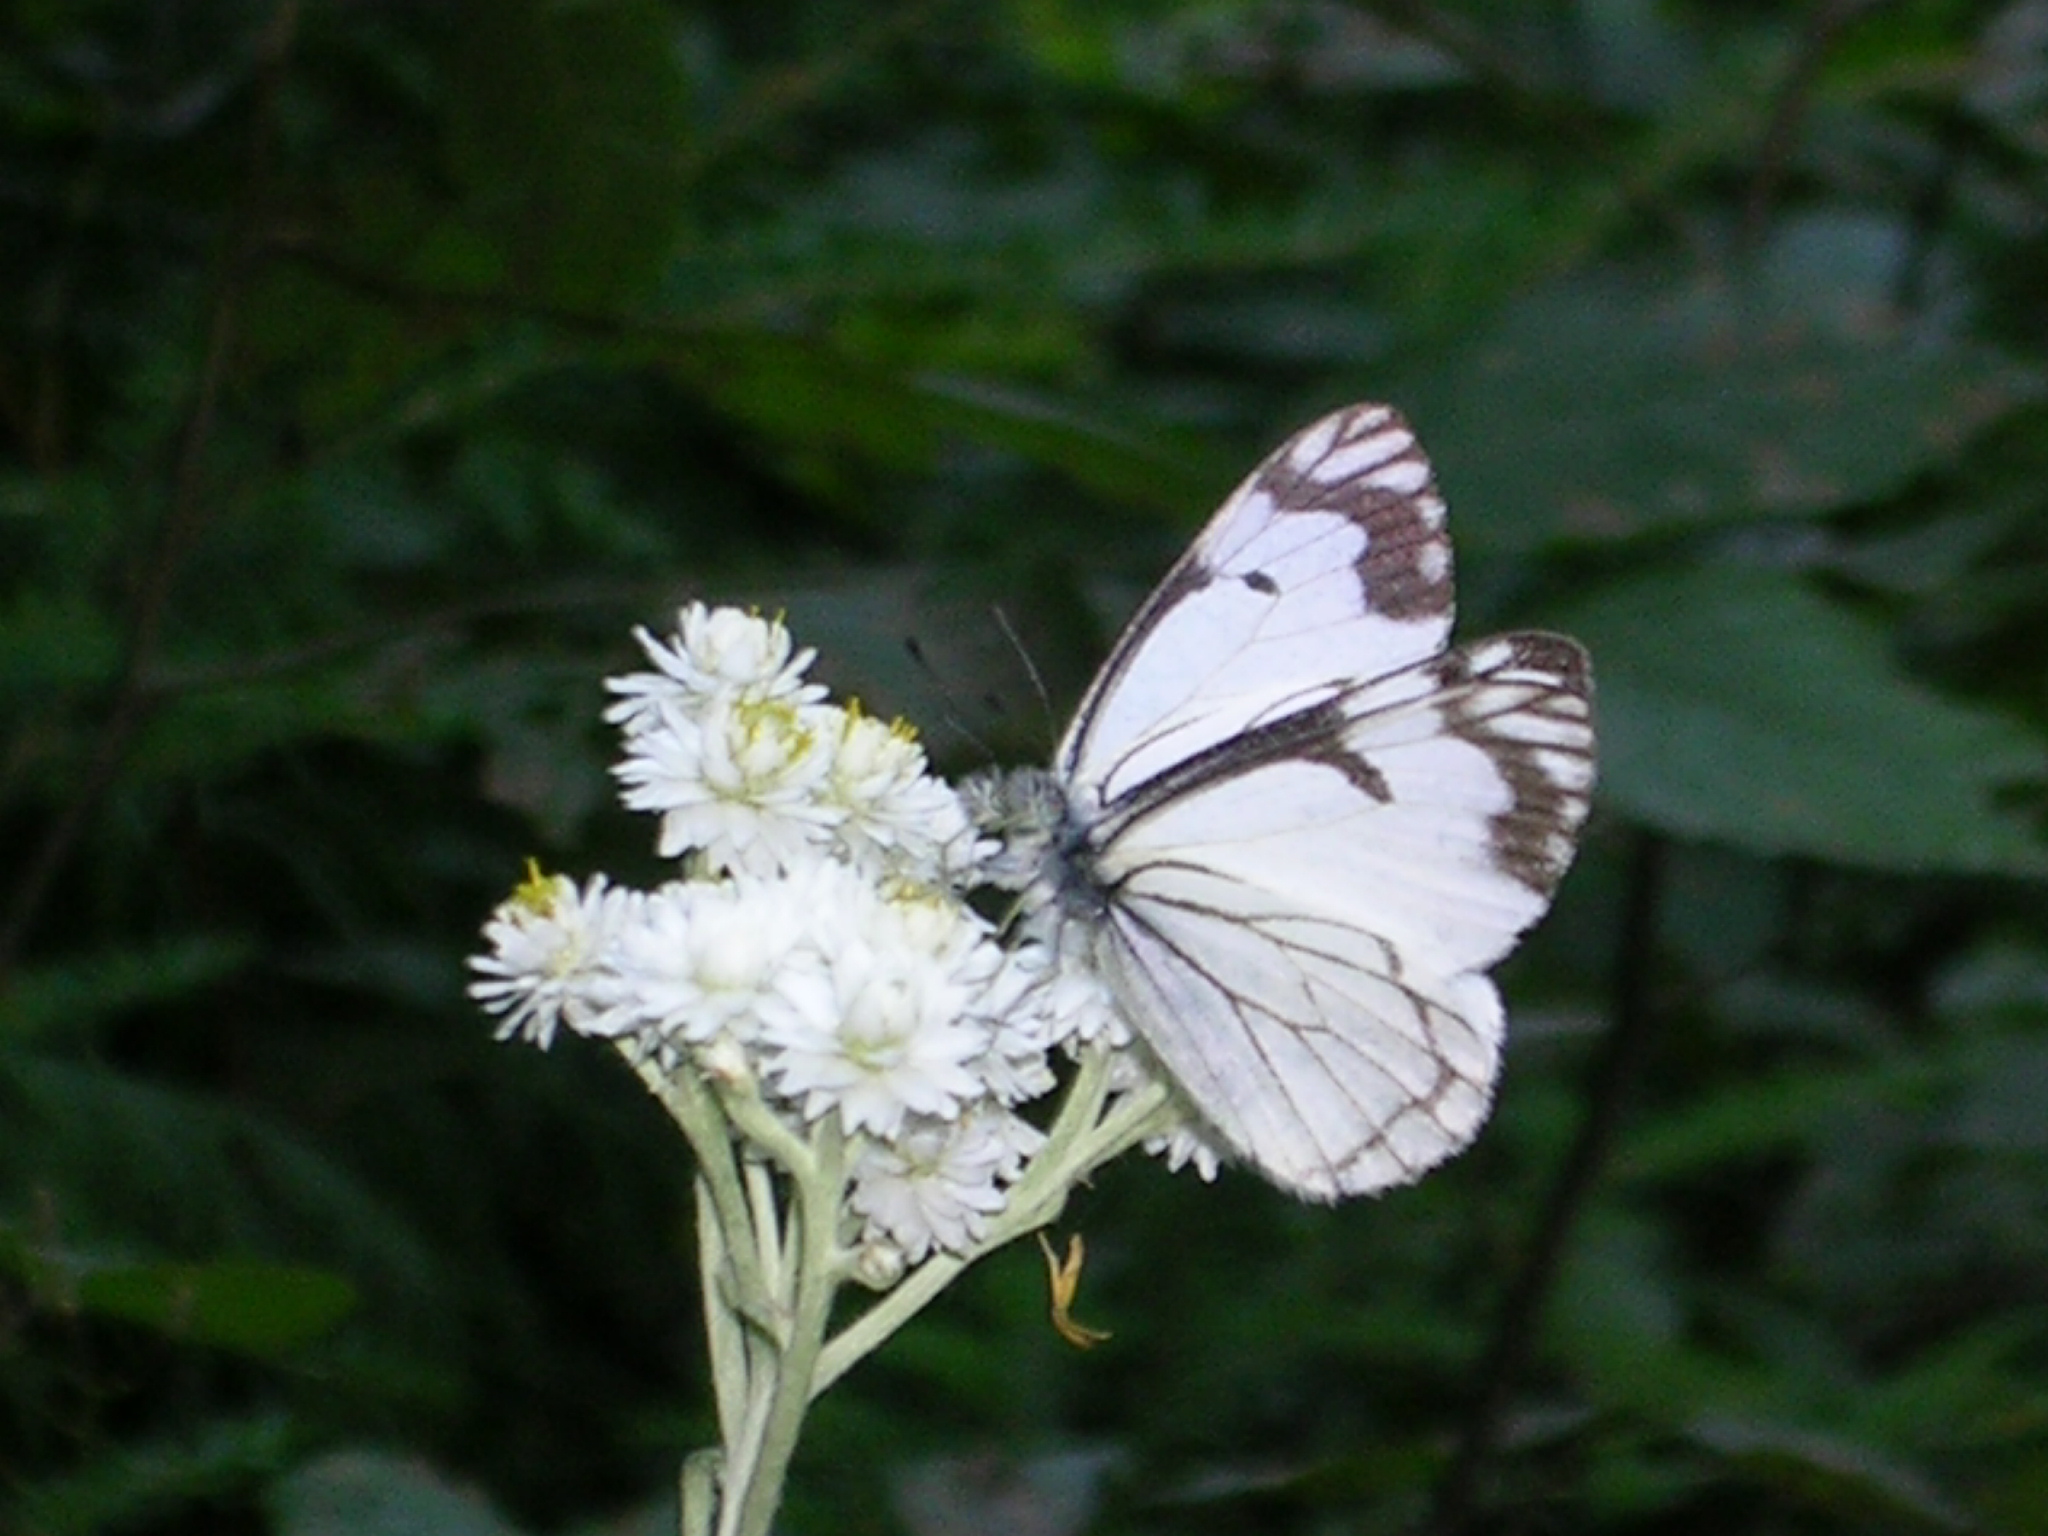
left=990, top=603, right=1059, bottom=750
left=901, top=634, right=996, bottom=760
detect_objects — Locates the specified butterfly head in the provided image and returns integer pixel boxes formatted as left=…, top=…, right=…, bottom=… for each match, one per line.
left=960, top=765, right=1112, bottom=927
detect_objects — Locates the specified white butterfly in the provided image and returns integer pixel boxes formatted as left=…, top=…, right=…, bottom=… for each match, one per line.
left=977, top=403, right=1596, bottom=1201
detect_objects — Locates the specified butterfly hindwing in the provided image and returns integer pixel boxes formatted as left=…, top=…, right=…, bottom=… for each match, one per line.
left=1084, top=632, right=1594, bottom=1198
left=1094, top=888, right=1506, bottom=1199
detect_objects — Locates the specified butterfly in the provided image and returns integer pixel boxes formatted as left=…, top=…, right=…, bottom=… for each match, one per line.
left=977, top=403, right=1595, bottom=1202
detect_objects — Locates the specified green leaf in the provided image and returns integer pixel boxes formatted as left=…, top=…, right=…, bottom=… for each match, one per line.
left=1932, top=1037, right=2048, bottom=1154
left=892, top=1449, right=1114, bottom=1536
left=270, top=1449, right=529, bottom=1536
left=0, top=1059, right=440, bottom=1314
left=1399, top=270, right=2031, bottom=552
left=14, top=1416, right=295, bottom=1536
left=1, top=935, right=255, bottom=1048
left=673, top=333, right=1222, bottom=513
left=1616, top=1066, right=1880, bottom=1182
left=76, top=1257, right=358, bottom=1353
left=1559, top=565, right=2048, bottom=875
left=0, top=580, right=121, bottom=703
left=448, top=0, right=696, bottom=309
left=1685, top=1418, right=1972, bottom=1534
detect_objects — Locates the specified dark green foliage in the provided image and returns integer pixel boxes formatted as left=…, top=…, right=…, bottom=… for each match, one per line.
left=4, top=1, right=2047, bottom=1532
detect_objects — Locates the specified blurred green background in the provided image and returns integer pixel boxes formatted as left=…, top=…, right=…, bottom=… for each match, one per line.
left=6, top=1, right=2048, bottom=1532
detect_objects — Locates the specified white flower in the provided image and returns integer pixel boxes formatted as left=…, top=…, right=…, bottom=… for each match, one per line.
left=987, top=939, right=1128, bottom=1054
left=1146, top=1119, right=1226, bottom=1183
left=1108, top=1051, right=1225, bottom=1183
left=479, top=602, right=1175, bottom=1229
left=822, top=707, right=981, bottom=882
left=959, top=946, right=1069, bottom=1104
left=848, top=1107, right=1047, bottom=1261
left=884, top=883, right=1006, bottom=981
left=606, top=876, right=812, bottom=1046
left=758, top=874, right=999, bottom=1139
left=604, top=604, right=822, bottom=739
left=968, top=1029, right=1059, bottom=1107
left=468, top=870, right=642, bottom=1048
left=614, top=693, right=841, bottom=875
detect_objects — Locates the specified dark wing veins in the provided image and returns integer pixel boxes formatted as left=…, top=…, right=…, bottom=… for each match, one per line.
left=1085, top=691, right=1381, bottom=867
left=1100, top=879, right=1459, bottom=1182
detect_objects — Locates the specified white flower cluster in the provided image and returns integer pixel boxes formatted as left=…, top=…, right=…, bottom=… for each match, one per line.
left=469, top=604, right=1199, bottom=1269
left=607, top=604, right=977, bottom=884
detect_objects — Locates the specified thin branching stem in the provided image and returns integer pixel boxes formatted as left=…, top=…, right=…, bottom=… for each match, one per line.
left=721, top=1121, right=848, bottom=1536
left=694, top=1182, right=751, bottom=1452
left=627, top=1050, right=772, bottom=1310
left=810, top=1054, right=1173, bottom=1396
left=1740, top=0, right=1891, bottom=259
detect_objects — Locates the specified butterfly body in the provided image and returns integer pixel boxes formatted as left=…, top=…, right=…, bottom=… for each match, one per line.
left=984, top=404, right=1595, bottom=1202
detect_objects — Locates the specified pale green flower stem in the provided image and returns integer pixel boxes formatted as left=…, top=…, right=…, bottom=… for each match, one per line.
left=624, top=1043, right=1173, bottom=1536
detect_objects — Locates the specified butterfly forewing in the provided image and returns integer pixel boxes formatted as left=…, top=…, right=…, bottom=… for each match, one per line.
left=1059, top=404, right=1457, bottom=808
left=1031, top=402, right=1595, bottom=1200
